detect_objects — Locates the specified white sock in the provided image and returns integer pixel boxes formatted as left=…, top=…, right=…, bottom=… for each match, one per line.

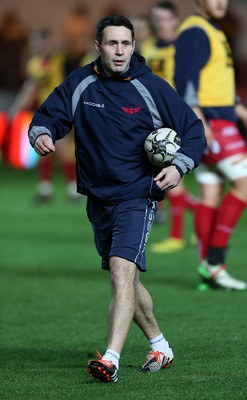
left=37, top=180, right=53, bottom=196
left=102, top=349, right=120, bottom=369
left=149, top=333, right=169, bottom=353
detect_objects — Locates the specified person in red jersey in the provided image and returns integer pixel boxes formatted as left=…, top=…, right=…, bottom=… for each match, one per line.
left=175, top=0, right=247, bottom=290
left=140, top=1, right=198, bottom=251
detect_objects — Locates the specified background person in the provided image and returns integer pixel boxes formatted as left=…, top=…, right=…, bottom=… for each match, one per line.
left=175, top=0, right=247, bottom=290
left=140, top=1, right=198, bottom=251
left=9, top=6, right=94, bottom=202
left=0, top=9, right=29, bottom=111
left=130, top=15, right=152, bottom=53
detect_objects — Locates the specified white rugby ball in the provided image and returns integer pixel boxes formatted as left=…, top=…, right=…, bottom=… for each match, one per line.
left=144, top=127, right=181, bottom=168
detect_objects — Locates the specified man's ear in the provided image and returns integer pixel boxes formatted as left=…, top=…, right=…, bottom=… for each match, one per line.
left=95, top=40, right=100, bottom=54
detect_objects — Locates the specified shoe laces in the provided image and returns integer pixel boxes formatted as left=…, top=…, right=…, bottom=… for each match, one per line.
left=146, top=350, right=165, bottom=364
left=215, top=267, right=240, bottom=282
left=96, top=349, right=102, bottom=360
left=217, top=268, right=230, bottom=278
left=209, top=264, right=226, bottom=279
left=95, top=350, right=114, bottom=368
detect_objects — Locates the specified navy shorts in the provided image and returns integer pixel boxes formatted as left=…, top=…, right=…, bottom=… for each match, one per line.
left=86, top=197, right=158, bottom=271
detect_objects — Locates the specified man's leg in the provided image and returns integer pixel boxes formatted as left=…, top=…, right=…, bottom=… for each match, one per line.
left=56, top=138, right=79, bottom=201
left=193, top=168, right=222, bottom=278
left=195, top=181, right=221, bottom=258
left=133, top=269, right=174, bottom=372
left=133, top=270, right=161, bottom=339
left=107, top=256, right=136, bottom=353
left=36, top=156, right=54, bottom=202
left=150, top=183, right=186, bottom=253
left=88, top=256, right=136, bottom=382
left=204, top=178, right=247, bottom=290
left=198, top=157, right=247, bottom=290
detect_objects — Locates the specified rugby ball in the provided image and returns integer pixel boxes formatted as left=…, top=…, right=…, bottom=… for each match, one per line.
left=144, top=127, right=181, bottom=168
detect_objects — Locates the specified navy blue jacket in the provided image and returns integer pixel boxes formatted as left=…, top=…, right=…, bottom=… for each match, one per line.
left=29, top=52, right=206, bottom=201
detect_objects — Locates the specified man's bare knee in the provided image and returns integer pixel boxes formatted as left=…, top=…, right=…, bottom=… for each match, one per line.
left=109, top=256, right=136, bottom=288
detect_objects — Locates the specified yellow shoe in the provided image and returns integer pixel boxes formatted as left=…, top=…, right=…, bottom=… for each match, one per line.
left=149, top=237, right=185, bottom=253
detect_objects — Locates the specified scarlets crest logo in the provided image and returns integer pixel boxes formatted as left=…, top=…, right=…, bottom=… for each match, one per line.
left=122, top=107, right=141, bottom=114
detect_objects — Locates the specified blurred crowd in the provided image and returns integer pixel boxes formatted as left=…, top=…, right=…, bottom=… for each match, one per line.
left=0, top=1, right=247, bottom=195
left=0, top=3, right=246, bottom=165
left=0, top=6, right=96, bottom=202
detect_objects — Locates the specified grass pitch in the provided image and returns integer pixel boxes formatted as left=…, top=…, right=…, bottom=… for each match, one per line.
left=0, top=165, right=246, bottom=399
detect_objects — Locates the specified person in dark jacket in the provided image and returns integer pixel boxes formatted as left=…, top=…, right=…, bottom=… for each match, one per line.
left=28, top=15, right=206, bottom=383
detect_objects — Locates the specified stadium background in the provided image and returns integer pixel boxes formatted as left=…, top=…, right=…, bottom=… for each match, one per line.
left=0, top=0, right=247, bottom=64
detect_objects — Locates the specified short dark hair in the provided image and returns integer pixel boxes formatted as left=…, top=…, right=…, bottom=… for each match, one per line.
left=152, top=1, right=179, bottom=17
left=96, top=15, right=135, bottom=44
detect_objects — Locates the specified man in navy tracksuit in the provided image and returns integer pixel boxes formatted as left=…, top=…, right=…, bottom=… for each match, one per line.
left=28, top=15, right=206, bottom=382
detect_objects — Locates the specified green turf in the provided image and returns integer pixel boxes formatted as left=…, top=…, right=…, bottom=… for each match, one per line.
left=1, top=165, right=246, bottom=399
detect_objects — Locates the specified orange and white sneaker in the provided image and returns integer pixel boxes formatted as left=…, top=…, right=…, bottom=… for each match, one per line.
left=88, top=351, right=118, bottom=383
left=140, top=348, right=174, bottom=373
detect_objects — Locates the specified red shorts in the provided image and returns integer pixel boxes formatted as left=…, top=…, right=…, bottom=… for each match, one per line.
left=202, top=119, right=247, bottom=165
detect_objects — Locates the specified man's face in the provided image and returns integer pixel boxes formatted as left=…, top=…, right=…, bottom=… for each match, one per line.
left=199, top=0, right=229, bottom=19
left=95, top=26, right=135, bottom=77
left=151, top=8, right=179, bottom=41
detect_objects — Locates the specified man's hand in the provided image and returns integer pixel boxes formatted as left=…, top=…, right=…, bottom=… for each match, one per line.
left=34, top=135, right=56, bottom=156
left=154, top=165, right=182, bottom=191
